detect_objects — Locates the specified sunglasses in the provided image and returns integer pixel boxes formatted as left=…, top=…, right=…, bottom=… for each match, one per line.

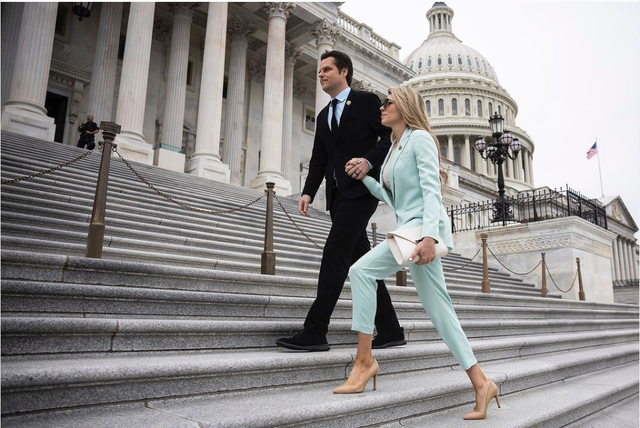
left=381, top=98, right=395, bottom=109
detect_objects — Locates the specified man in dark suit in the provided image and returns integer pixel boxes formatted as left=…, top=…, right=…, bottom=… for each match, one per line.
left=276, top=51, right=405, bottom=351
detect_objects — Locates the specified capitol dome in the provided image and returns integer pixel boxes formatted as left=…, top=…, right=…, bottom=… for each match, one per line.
left=400, top=2, right=536, bottom=195
left=403, top=2, right=499, bottom=84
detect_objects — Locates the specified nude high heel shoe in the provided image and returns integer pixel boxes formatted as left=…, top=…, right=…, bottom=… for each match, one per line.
left=463, top=380, right=501, bottom=420
left=333, top=358, right=379, bottom=394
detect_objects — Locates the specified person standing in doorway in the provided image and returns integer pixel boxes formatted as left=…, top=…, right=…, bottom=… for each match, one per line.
left=77, top=114, right=99, bottom=150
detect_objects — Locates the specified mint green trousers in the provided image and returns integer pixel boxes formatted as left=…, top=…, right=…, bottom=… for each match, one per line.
left=348, top=240, right=477, bottom=370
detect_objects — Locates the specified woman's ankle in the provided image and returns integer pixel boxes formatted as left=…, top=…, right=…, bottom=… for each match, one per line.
left=354, top=353, right=374, bottom=366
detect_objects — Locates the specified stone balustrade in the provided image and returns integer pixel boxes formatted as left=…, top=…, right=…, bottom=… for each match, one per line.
left=337, top=9, right=400, bottom=60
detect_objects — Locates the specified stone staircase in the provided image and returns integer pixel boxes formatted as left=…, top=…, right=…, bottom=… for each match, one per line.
left=1, top=131, right=638, bottom=428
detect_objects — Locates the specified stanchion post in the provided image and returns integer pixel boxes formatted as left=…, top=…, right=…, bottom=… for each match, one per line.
left=540, top=253, right=548, bottom=298
left=481, top=234, right=491, bottom=293
left=577, top=257, right=585, bottom=301
left=371, top=222, right=378, bottom=247
left=86, top=121, right=121, bottom=258
left=261, top=182, right=276, bottom=275
left=396, top=269, right=407, bottom=287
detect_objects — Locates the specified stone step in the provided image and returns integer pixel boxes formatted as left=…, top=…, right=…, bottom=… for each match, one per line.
left=374, top=362, right=639, bottom=428
left=3, top=279, right=636, bottom=323
left=0, top=154, right=325, bottom=232
left=0, top=233, right=544, bottom=297
left=5, top=367, right=636, bottom=428
left=0, top=221, right=525, bottom=290
left=2, top=315, right=636, bottom=356
left=1, top=196, right=494, bottom=275
left=0, top=236, right=534, bottom=304
left=1, top=341, right=636, bottom=420
left=0, top=190, right=332, bottom=245
left=0, top=165, right=331, bottom=232
left=0, top=154, right=539, bottom=284
left=0, top=143, right=298, bottom=207
left=562, top=392, right=638, bottom=428
left=4, top=252, right=635, bottom=314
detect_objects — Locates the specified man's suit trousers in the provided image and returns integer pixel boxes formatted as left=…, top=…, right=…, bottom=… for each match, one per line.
left=348, top=240, right=477, bottom=370
left=303, top=186, right=401, bottom=337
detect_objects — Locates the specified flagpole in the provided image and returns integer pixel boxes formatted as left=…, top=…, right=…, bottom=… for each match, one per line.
left=595, top=138, right=604, bottom=197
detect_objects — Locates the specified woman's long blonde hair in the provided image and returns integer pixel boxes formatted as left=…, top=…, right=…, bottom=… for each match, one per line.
left=388, top=86, right=447, bottom=190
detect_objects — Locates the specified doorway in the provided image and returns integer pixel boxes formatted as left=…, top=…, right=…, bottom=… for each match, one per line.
left=45, top=91, right=68, bottom=143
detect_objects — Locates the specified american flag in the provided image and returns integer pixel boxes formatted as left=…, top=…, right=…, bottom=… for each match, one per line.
left=586, top=142, right=598, bottom=160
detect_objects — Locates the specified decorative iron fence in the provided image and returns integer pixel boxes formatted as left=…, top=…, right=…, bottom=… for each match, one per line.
left=449, top=186, right=607, bottom=233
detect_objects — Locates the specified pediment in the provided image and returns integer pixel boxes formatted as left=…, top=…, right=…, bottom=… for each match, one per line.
left=603, top=196, right=638, bottom=231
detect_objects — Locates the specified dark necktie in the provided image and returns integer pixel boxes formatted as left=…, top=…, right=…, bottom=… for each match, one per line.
left=331, top=98, right=340, bottom=140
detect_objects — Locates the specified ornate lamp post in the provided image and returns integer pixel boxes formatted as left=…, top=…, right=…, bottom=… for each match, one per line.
left=474, top=113, right=522, bottom=225
left=72, top=2, right=94, bottom=21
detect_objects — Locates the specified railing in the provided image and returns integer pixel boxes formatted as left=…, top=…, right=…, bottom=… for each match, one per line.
left=337, top=9, right=399, bottom=59
left=449, top=185, right=607, bottom=233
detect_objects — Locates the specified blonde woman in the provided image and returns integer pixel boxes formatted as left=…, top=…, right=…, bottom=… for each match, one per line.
left=338, top=86, right=500, bottom=420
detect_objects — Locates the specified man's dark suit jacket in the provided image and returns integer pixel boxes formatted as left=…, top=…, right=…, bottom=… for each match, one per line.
left=302, top=89, right=392, bottom=210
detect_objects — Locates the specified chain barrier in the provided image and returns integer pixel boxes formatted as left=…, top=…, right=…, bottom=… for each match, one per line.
left=443, top=247, right=482, bottom=272
left=273, top=193, right=324, bottom=250
left=113, top=146, right=266, bottom=214
left=486, top=245, right=542, bottom=276
left=1, top=145, right=97, bottom=185
left=545, top=264, right=578, bottom=293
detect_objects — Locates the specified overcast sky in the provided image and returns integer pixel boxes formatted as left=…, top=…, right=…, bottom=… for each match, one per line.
left=340, top=1, right=640, bottom=238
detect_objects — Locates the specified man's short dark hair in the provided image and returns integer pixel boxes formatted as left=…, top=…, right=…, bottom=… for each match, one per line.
left=321, top=50, right=353, bottom=86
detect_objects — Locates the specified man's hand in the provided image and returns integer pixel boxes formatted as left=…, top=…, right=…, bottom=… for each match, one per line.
left=410, top=238, right=437, bottom=265
left=345, top=158, right=371, bottom=181
left=85, top=130, right=91, bottom=135
left=298, top=194, right=312, bottom=217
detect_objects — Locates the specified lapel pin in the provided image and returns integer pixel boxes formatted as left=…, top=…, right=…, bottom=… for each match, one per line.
left=346, top=100, right=352, bottom=105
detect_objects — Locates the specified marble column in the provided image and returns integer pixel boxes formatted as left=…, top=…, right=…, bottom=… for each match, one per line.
left=527, top=151, right=534, bottom=186
left=186, top=2, right=229, bottom=181
left=633, top=244, right=639, bottom=279
left=624, top=240, right=633, bottom=281
left=631, top=242, right=640, bottom=279
left=462, top=134, right=471, bottom=169
left=612, top=238, right=621, bottom=281
left=282, top=43, right=301, bottom=181
left=311, top=18, right=339, bottom=122
left=249, top=2, right=296, bottom=195
left=154, top=3, right=198, bottom=172
left=513, top=151, right=521, bottom=181
left=185, top=2, right=230, bottom=183
left=113, top=2, right=156, bottom=163
left=1, top=2, right=57, bottom=140
left=617, top=239, right=625, bottom=282
left=476, top=139, right=487, bottom=175
left=88, top=3, right=123, bottom=124
left=244, top=60, right=266, bottom=186
left=1, top=2, right=24, bottom=107
left=447, top=135, right=454, bottom=162
left=506, top=157, right=514, bottom=179
left=222, top=16, right=255, bottom=185
left=521, top=149, right=529, bottom=184
left=618, top=238, right=629, bottom=281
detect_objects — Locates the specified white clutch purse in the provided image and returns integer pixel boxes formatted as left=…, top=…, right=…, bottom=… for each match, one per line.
left=385, top=225, right=449, bottom=265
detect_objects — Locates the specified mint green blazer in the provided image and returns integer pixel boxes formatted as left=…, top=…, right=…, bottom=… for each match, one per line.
left=362, top=128, right=454, bottom=251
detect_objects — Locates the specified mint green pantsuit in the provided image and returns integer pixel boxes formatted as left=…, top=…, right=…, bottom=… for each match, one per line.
left=349, top=128, right=477, bottom=370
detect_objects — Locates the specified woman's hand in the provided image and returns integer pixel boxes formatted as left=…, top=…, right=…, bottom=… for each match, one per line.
left=410, top=238, right=437, bottom=265
left=345, top=158, right=370, bottom=181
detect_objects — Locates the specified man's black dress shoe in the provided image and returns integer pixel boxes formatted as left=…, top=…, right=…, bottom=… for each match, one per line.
left=372, top=327, right=407, bottom=349
left=276, top=330, right=331, bottom=351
